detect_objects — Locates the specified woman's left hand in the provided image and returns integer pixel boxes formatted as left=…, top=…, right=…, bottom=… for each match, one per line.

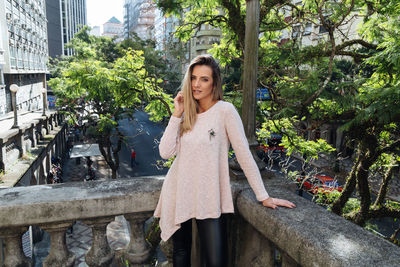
left=262, top=197, right=296, bottom=209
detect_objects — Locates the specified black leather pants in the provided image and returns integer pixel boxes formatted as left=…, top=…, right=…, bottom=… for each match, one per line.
left=172, top=216, right=227, bottom=267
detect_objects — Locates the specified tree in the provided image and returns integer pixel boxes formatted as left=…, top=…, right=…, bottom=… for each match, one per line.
left=49, top=27, right=172, bottom=179
left=156, top=0, right=400, bottom=242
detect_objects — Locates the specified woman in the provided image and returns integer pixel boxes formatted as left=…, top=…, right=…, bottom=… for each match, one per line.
left=154, top=55, right=295, bottom=267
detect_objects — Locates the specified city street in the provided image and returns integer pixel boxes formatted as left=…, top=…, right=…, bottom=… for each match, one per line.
left=117, top=109, right=168, bottom=178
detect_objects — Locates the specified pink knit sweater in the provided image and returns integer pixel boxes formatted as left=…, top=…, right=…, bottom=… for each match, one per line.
left=154, top=100, right=269, bottom=241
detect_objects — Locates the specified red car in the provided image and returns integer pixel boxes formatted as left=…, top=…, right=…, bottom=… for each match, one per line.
left=297, top=174, right=343, bottom=195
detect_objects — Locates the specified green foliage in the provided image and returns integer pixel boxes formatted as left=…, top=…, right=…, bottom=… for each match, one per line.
left=258, top=117, right=335, bottom=160
left=315, top=190, right=361, bottom=214
left=49, top=27, right=174, bottom=177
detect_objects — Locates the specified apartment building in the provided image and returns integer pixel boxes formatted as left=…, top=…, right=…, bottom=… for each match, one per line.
left=189, top=23, right=221, bottom=61
left=46, top=0, right=87, bottom=58
left=279, top=1, right=362, bottom=48
left=123, top=0, right=155, bottom=40
left=0, top=0, right=49, bottom=115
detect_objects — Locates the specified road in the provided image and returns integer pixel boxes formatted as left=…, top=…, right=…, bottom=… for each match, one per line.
left=117, top=110, right=168, bottom=178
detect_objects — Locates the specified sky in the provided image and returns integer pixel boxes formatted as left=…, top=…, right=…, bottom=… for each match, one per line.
left=86, top=0, right=124, bottom=27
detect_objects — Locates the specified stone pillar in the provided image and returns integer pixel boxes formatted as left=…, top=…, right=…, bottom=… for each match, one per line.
left=38, top=160, right=46, bottom=184
left=43, top=118, right=49, bottom=135
left=231, top=214, right=274, bottom=267
left=123, top=212, right=153, bottom=266
left=42, top=223, right=75, bottom=267
left=84, top=217, right=115, bottom=267
left=54, top=114, right=59, bottom=127
left=48, top=116, right=53, bottom=131
left=45, top=152, right=51, bottom=177
left=30, top=168, right=37, bottom=185
left=29, top=125, right=37, bottom=148
left=0, top=227, right=32, bottom=267
left=61, top=127, right=66, bottom=156
left=35, top=126, right=42, bottom=142
left=15, top=130, right=24, bottom=157
left=0, top=237, right=4, bottom=266
left=0, top=139, right=6, bottom=172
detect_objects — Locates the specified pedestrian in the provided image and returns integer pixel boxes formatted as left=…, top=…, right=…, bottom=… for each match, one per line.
left=130, top=148, right=137, bottom=168
left=154, top=55, right=296, bottom=267
left=75, top=127, right=80, bottom=142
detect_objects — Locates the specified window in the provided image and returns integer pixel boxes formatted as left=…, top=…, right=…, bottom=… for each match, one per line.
left=17, top=48, right=24, bottom=68
left=10, top=46, right=17, bottom=68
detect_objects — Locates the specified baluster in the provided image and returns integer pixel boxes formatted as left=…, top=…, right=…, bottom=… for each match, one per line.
left=0, top=227, right=32, bottom=267
left=84, top=217, right=115, bottom=267
left=123, top=212, right=153, bottom=266
left=42, top=222, right=75, bottom=267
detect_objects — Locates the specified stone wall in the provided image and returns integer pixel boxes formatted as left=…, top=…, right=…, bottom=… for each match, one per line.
left=2, top=73, right=45, bottom=115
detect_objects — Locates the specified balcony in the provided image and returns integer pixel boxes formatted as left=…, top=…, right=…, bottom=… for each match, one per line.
left=1, top=175, right=399, bottom=266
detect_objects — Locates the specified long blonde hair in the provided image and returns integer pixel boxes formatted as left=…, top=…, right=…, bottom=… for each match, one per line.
left=179, top=55, right=224, bottom=136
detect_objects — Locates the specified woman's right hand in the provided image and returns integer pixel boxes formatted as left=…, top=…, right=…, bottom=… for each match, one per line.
left=172, top=91, right=184, bottom=118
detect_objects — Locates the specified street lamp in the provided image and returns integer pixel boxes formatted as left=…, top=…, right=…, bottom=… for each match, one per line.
left=10, top=84, right=19, bottom=129
left=42, top=88, right=47, bottom=116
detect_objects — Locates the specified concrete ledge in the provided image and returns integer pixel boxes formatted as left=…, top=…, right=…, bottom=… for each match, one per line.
left=0, top=177, right=163, bottom=228
left=236, top=182, right=400, bottom=267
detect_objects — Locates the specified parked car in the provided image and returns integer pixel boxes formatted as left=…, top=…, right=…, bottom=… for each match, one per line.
left=256, top=133, right=284, bottom=161
left=297, top=174, right=343, bottom=195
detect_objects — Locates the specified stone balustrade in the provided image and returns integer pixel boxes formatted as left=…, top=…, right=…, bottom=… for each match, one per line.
left=0, top=111, right=67, bottom=187
left=0, top=176, right=399, bottom=266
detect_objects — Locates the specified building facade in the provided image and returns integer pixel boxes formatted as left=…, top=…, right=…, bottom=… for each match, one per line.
left=189, top=23, right=221, bottom=61
left=46, top=0, right=87, bottom=58
left=123, top=0, right=155, bottom=40
left=0, top=0, right=49, bottom=116
left=102, top=16, right=123, bottom=42
left=153, top=9, right=180, bottom=52
left=89, top=25, right=100, bottom=37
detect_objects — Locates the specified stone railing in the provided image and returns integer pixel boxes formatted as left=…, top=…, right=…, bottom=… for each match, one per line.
left=0, top=111, right=68, bottom=188
left=0, top=176, right=400, bottom=267
left=0, top=111, right=65, bottom=175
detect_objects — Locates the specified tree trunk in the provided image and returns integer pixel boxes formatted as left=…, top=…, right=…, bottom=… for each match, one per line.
left=331, top=156, right=360, bottom=215
left=374, top=164, right=395, bottom=207
left=111, top=169, right=117, bottom=179
left=354, top=155, right=374, bottom=226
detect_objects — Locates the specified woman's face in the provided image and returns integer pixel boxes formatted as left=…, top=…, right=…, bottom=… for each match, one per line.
left=191, top=65, right=214, bottom=103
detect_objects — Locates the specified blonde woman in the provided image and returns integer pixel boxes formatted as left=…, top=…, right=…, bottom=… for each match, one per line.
left=154, top=55, right=295, bottom=267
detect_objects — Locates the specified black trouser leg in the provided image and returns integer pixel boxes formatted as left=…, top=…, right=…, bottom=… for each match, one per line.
left=172, top=216, right=227, bottom=267
left=172, top=219, right=192, bottom=267
left=196, top=216, right=227, bottom=267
